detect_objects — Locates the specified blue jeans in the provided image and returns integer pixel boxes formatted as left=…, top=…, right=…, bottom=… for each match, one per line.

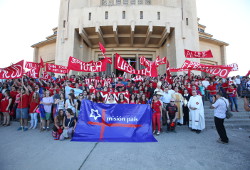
left=209, top=95, right=216, bottom=104
left=228, top=97, right=238, bottom=111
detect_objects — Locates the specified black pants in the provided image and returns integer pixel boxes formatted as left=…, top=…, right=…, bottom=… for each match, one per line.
left=183, top=106, right=189, bottom=125
left=214, top=117, right=229, bottom=143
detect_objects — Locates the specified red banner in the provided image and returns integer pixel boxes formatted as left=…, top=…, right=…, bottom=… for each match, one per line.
left=181, top=60, right=233, bottom=78
left=140, top=56, right=167, bottom=67
left=98, top=91, right=130, bottom=103
left=185, top=49, right=213, bottom=58
left=115, top=54, right=158, bottom=77
left=25, top=62, right=40, bottom=79
left=169, top=68, right=188, bottom=72
left=67, top=56, right=111, bottom=72
left=40, top=57, right=45, bottom=68
left=0, top=61, right=24, bottom=79
left=46, top=63, right=69, bottom=74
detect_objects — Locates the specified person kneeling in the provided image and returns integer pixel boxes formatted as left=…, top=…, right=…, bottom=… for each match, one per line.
left=166, top=99, right=178, bottom=132
left=60, top=108, right=77, bottom=141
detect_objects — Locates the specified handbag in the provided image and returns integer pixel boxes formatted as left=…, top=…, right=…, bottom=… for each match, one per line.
left=221, top=98, right=233, bottom=119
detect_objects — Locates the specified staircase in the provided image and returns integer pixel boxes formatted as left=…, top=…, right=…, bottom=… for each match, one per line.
left=204, top=98, right=250, bottom=129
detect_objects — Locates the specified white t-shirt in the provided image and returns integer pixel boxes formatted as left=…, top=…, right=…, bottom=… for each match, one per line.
left=42, top=97, right=54, bottom=113
left=212, top=97, right=229, bottom=119
left=202, top=80, right=210, bottom=88
left=66, top=99, right=77, bottom=113
left=106, top=100, right=117, bottom=104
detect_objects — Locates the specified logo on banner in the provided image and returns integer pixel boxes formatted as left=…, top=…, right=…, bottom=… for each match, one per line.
left=90, top=109, right=101, bottom=120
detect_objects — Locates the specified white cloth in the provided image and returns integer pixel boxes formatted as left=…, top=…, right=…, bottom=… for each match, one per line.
left=42, top=97, right=54, bottom=113
left=188, top=95, right=205, bottom=130
left=160, top=92, right=172, bottom=103
left=202, top=80, right=210, bottom=88
left=168, top=89, right=175, bottom=96
left=212, top=97, right=229, bottom=119
left=235, top=78, right=241, bottom=85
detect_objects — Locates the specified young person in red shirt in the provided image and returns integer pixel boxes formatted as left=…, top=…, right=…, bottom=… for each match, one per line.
left=1, top=90, right=12, bottom=126
left=227, top=84, right=238, bottom=112
left=151, top=95, right=162, bottom=135
left=29, top=92, right=40, bottom=129
left=118, top=93, right=127, bottom=104
left=207, top=81, right=217, bottom=103
left=16, top=86, right=30, bottom=131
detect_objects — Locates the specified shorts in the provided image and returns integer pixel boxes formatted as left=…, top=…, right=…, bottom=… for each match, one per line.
left=16, top=108, right=29, bottom=119
left=41, top=112, right=51, bottom=120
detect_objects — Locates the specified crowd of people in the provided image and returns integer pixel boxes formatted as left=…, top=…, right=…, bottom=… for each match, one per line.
left=0, top=72, right=249, bottom=142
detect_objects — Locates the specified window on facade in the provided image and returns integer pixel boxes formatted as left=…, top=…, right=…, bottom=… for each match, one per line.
left=140, top=11, right=143, bottom=19
left=122, top=11, right=126, bottom=19
left=123, top=0, right=128, bottom=5
left=105, top=11, right=108, bottom=19
left=130, top=0, right=136, bottom=5
left=116, top=0, right=121, bottom=5
left=145, top=0, right=151, bottom=5
left=186, top=18, right=189, bottom=25
left=157, top=12, right=160, bottom=20
left=102, top=0, right=114, bottom=6
left=138, top=0, right=143, bottom=5
left=63, top=20, right=66, bottom=28
left=89, top=13, right=91, bottom=20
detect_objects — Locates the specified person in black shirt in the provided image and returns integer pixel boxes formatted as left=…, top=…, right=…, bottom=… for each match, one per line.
left=183, top=89, right=191, bottom=125
left=166, top=98, right=178, bottom=132
left=148, top=82, right=155, bottom=99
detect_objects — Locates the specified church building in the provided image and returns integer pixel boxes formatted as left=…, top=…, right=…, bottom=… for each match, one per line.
left=31, top=0, right=228, bottom=75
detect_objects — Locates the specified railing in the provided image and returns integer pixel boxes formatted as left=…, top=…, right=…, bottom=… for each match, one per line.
left=101, top=0, right=151, bottom=6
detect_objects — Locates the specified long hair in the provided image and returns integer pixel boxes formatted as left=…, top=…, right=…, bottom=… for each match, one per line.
left=32, top=92, right=40, bottom=103
left=68, top=93, right=76, bottom=105
left=57, top=109, right=64, bottom=122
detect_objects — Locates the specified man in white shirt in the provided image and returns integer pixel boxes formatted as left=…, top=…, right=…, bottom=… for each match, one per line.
left=202, top=77, right=210, bottom=101
left=161, top=88, right=172, bottom=125
left=211, top=92, right=229, bottom=144
left=188, top=90, right=205, bottom=133
left=235, top=75, right=241, bottom=97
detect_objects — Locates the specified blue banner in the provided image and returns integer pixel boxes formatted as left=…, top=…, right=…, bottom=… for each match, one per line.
left=72, top=100, right=157, bottom=142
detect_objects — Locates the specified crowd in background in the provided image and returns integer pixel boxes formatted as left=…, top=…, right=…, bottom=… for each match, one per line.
left=0, top=72, right=249, bottom=140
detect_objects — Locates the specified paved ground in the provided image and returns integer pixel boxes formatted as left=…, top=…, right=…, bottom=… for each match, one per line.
left=0, top=122, right=249, bottom=170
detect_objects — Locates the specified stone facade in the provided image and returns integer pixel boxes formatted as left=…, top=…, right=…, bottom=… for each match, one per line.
left=31, top=0, right=228, bottom=75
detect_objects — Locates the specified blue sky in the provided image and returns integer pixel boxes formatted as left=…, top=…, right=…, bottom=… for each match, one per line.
left=0, top=0, right=249, bottom=76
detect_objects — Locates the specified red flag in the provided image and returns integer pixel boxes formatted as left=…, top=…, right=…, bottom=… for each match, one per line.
left=99, top=42, right=106, bottom=54
left=42, top=71, right=52, bottom=80
left=67, top=56, right=109, bottom=72
left=181, top=60, right=233, bottom=78
left=0, top=60, right=24, bottom=79
left=165, top=59, right=173, bottom=84
left=184, top=49, right=213, bottom=58
left=46, top=63, right=69, bottom=74
left=40, top=57, right=45, bottom=68
left=25, top=62, right=41, bottom=79
left=115, top=53, right=158, bottom=77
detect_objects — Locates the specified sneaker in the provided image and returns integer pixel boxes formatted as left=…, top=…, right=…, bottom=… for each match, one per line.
left=17, top=127, right=23, bottom=131
left=29, top=126, right=33, bottom=130
left=172, top=130, right=177, bottom=133
left=217, top=139, right=228, bottom=144
left=153, top=130, right=156, bottom=134
left=156, top=131, right=160, bottom=135
left=196, top=130, right=201, bottom=134
left=23, top=127, right=28, bottom=131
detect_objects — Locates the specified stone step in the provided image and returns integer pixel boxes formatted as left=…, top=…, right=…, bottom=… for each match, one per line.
left=205, top=115, right=250, bottom=119
left=205, top=124, right=250, bottom=129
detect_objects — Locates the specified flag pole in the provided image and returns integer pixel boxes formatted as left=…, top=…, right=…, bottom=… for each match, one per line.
left=20, top=76, right=24, bottom=131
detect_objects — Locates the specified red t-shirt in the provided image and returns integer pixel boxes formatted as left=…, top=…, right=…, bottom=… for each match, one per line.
left=222, top=83, right=229, bottom=91
left=10, top=91, right=18, bottom=102
left=152, top=100, right=162, bottom=113
left=29, top=100, right=40, bottom=113
left=17, top=94, right=29, bottom=109
left=1, top=97, right=10, bottom=112
left=207, top=85, right=217, bottom=95
left=227, top=88, right=237, bottom=97
left=118, top=100, right=127, bottom=104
